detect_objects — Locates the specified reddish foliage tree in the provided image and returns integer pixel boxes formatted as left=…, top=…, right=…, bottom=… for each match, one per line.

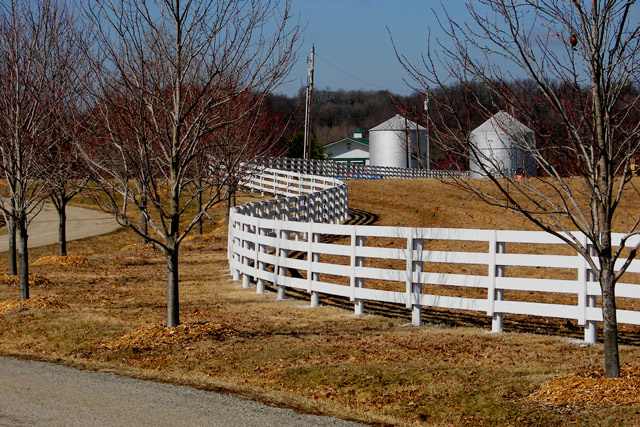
left=81, top=0, right=299, bottom=327
left=0, top=0, right=77, bottom=298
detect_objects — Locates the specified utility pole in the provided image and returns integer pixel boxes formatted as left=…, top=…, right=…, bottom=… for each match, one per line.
left=303, top=44, right=315, bottom=160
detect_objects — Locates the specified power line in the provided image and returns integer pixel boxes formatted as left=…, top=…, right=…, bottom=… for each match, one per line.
left=314, top=52, right=413, bottom=93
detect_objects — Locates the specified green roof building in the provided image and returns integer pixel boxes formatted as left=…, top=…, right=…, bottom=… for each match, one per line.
left=324, top=129, right=370, bottom=165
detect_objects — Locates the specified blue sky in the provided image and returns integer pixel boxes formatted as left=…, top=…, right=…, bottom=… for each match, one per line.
left=278, top=0, right=474, bottom=96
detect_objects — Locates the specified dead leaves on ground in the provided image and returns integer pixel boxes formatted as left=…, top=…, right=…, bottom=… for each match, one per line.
left=526, top=365, right=640, bottom=408
left=0, top=274, right=55, bottom=287
left=183, top=231, right=221, bottom=244
left=0, top=297, right=69, bottom=314
left=33, top=255, right=92, bottom=267
left=120, top=242, right=158, bottom=252
left=183, top=231, right=225, bottom=251
left=104, top=321, right=236, bottom=351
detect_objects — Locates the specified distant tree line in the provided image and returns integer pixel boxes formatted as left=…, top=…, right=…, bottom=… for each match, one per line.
left=270, top=83, right=640, bottom=172
left=268, top=89, right=400, bottom=149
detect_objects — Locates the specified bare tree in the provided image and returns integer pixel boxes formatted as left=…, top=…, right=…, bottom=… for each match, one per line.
left=395, top=0, right=640, bottom=377
left=2, top=198, right=17, bottom=275
left=82, top=0, right=299, bottom=327
left=211, top=91, right=288, bottom=223
left=46, top=117, right=89, bottom=257
left=185, top=91, right=286, bottom=232
left=0, top=0, right=70, bottom=298
left=43, top=7, right=90, bottom=257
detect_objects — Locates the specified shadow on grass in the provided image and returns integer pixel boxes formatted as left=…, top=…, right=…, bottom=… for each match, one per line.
left=317, top=208, right=380, bottom=244
left=260, top=283, right=640, bottom=346
left=248, top=207, right=640, bottom=346
left=345, top=208, right=379, bottom=226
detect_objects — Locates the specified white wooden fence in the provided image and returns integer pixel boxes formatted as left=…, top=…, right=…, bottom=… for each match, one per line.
left=262, top=157, right=469, bottom=180
left=228, top=167, right=640, bottom=343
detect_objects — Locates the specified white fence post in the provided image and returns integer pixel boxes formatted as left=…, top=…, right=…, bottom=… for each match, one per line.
left=310, top=193, right=317, bottom=222
left=405, top=232, right=413, bottom=309
left=329, top=191, right=336, bottom=223
left=308, top=224, right=321, bottom=307
left=577, top=233, right=588, bottom=328
left=275, top=197, right=282, bottom=219
left=489, top=231, right=505, bottom=333
left=351, top=231, right=366, bottom=315
left=277, top=228, right=289, bottom=300
left=241, top=220, right=251, bottom=289
left=231, top=214, right=241, bottom=281
left=256, top=219, right=267, bottom=294
left=412, top=236, right=424, bottom=326
left=272, top=222, right=282, bottom=293
left=322, top=191, right=328, bottom=222
left=301, top=195, right=308, bottom=223
left=227, top=209, right=234, bottom=270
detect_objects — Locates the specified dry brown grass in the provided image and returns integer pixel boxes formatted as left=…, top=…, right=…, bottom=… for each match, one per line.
left=347, top=177, right=640, bottom=231
left=0, top=273, right=56, bottom=287
left=1, top=180, right=640, bottom=425
left=0, top=296, right=69, bottom=314
left=119, top=242, right=158, bottom=252
left=33, top=255, right=92, bottom=267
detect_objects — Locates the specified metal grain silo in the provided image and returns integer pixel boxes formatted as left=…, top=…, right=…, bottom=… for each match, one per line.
left=469, top=111, right=536, bottom=179
left=369, top=115, right=427, bottom=169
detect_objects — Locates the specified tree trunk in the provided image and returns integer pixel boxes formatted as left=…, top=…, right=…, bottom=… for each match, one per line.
left=140, top=195, right=149, bottom=245
left=166, top=247, right=179, bottom=327
left=58, top=201, right=67, bottom=256
left=224, top=190, right=237, bottom=226
left=18, top=215, right=29, bottom=300
left=601, top=266, right=620, bottom=378
left=197, top=188, right=203, bottom=235
left=8, top=215, right=17, bottom=275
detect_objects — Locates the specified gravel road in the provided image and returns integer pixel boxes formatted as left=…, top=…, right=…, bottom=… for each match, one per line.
left=0, top=357, right=364, bottom=427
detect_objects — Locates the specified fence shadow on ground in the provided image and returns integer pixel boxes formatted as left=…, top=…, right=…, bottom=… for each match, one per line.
left=260, top=283, right=640, bottom=346
left=243, top=204, right=640, bottom=346
left=344, top=208, right=379, bottom=226
left=314, top=207, right=380, bottom=244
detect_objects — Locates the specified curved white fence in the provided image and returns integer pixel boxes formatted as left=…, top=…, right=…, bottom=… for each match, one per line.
left=263, top=157, right=469, bottom=180
left=228, top=166, right=640, bottom=343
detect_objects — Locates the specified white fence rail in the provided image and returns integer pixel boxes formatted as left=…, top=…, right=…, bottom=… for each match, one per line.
left=262, top=157, right=469, bottom=180
left=228, top=167, right=640, bottom=343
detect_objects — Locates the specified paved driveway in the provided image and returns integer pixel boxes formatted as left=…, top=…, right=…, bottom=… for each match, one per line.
left=0, top=357, right=363, bottom=427
left=0, top=203, right=120, bottom=252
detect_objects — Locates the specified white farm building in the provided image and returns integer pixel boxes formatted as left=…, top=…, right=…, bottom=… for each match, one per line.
left=324, top=129, right=369, bottom=165
left=469, top=111, right=537, bottom=179
left=369, top=114, right=428, bottom=169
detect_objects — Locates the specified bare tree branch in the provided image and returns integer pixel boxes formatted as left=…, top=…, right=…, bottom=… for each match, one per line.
left=394, top=0, right=640, bottom=377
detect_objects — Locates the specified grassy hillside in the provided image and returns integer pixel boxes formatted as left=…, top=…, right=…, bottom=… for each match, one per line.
left=348, top=177, right=640, bottom=232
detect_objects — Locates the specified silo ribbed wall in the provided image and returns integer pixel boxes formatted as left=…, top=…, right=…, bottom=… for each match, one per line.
left=370, top=129, right=427, bottom=169
left=369, top=129, right=408, bottom=168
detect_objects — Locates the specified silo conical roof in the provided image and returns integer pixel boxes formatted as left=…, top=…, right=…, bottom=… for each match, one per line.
left=369, top=114, right=427, bottom=132
left=471, top=111, right=533, bottom=136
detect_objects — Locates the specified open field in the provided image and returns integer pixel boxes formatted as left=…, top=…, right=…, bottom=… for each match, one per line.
left=2, top=179, right=640, bottom=425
